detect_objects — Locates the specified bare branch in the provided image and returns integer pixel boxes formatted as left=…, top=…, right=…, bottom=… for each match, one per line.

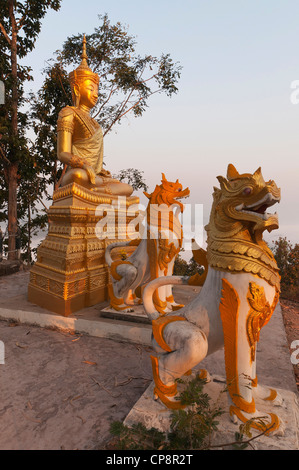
left=93, top=84, right=120, bottom=119
left=103, top=84, right=137, bottom=136
left=37, top=197, right=49, bottom=213
left=103, top=88, right=160, bottom=137
left=101, top=63, right=161, bottom=135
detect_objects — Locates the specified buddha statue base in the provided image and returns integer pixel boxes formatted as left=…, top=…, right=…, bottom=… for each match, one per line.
left=28, top=183, right=139, bottom=316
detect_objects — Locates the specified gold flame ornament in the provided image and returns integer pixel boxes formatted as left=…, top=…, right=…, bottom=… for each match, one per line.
left=69, top=35, right=99, bottom=103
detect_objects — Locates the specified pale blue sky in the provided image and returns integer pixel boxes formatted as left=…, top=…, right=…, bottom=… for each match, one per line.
left=23, top=0, right=299, bottom=253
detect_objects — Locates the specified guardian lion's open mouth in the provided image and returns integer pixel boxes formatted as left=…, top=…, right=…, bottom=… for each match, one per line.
left=235, top=193, right=280, bottom=221
left=175, top=187, right=190, bottom=199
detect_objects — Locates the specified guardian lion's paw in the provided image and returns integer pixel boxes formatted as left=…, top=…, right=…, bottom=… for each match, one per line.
left=252, top=384, right=284, bottom=408
left=229, top=406, right=285, bottom=436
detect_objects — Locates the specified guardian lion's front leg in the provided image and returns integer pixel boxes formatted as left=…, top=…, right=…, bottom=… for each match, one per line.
left=150, top=315, right=208, bottom=409
left=220, top=277, right=283, bottom=435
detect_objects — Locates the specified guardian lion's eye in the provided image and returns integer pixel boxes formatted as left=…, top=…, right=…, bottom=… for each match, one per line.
left=243, top=187, right=252, bottom=195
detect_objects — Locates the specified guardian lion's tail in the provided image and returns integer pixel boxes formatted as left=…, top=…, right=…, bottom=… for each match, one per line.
left=143, top=240, right=208, bottom=320
left=105, top=239, right=141, bottom=267
left=105, top=241, right=131, bottom=267
left=143, top=275, right=190, bottom=320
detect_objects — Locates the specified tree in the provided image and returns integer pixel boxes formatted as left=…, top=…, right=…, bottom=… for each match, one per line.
left=272, top=237, right=299, bottom=300
left=0, top=0, right=61, bottom=259
left=30, top=13, right=182, bottom=192
left=173, top=251, right=205, bottom=277
left=114, top=168, right=148, bottom=192
left=29, top=62, right=71, bottom=195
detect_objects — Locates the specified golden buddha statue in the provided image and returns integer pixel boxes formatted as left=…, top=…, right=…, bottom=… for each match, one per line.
left=57, top=36, right=133, bottom=197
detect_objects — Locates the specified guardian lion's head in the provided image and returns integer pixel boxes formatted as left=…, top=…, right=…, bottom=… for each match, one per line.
left=206, top=164, right=281, bottom=238
left=144, top=173, right=190, bottom=212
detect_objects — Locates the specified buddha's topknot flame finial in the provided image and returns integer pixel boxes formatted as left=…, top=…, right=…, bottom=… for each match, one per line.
left=80, top=34, right=88, bottom=69
left=68, top=34, right=99, bottom=91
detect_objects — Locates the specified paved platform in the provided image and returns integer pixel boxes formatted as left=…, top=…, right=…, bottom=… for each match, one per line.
left=0, top=271, right=297, bottom=392
left=0, top=270, right=298, bottom=450
left=0, top=271, right=153, bottom=346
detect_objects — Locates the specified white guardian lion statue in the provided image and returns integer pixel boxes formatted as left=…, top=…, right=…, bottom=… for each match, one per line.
left=105, top=174, right=190, bottom=313
left=143, top=164, right=283, bottom=435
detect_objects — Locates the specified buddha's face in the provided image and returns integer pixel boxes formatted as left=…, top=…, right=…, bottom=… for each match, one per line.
left=75, top=79, right=98, bottom=109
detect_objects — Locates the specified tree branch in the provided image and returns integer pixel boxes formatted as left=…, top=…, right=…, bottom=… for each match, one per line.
left=16, top=14, right=26, bottom=31
left=101, top=64, right=160, bottom=135
left=202, top=421, right=276, bottom=450
left=103, top=85, right=137, bottom=136
left=55, top=164, right=67, bottom=190
left=103, top=88, right=160, bottom=137
left=15, top=0, right=30, bottom=30
left=93, top=84, right=119, bottom=119
left=0, top=143, right=11, bottom=165
left=37, top=197, right=49, bottom=213
left=55, top=66, right=71, bottom=103
left=0, top=22, right=11, bottom=45
left=8, top=0, right=18, bottom=32
left=44, top=60, right=71, bottom=103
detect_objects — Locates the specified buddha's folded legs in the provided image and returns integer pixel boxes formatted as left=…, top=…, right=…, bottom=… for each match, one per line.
left=98, top=181, right=133, bottom=196
left=61, top=168, right=133, bottom=196
left=61, top=167, right=100, bottom=189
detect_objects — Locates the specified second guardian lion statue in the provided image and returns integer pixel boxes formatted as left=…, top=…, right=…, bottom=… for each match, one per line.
left=105, top=174, right=190, bottom=313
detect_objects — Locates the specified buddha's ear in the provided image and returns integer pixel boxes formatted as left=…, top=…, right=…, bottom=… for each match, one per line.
left=73, top=83, right=80, bottom=97
left=73, top=83, right=80, bottom=106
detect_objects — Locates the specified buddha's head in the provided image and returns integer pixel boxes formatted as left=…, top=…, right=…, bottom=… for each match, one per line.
left=69, top=35, right=99, bottom=108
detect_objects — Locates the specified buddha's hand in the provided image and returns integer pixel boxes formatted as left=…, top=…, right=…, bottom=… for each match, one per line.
left=99, top=169, right=112, bottom=177
left=83, top=164, right=96, bottom=185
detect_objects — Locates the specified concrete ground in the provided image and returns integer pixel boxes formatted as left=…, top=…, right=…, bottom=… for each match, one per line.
left=0, top=270, right=298, bottom=450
